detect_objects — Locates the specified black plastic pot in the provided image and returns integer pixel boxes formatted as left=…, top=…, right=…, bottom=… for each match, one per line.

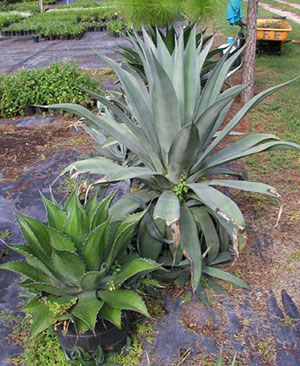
left=22, top=105, right=35, bottom=116
left=55, top=317, right=129, bottom=355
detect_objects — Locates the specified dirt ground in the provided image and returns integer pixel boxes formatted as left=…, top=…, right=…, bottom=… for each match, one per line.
left=0, top=116, right=93, bottom=179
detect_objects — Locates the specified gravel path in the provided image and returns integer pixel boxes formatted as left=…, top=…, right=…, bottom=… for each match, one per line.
left=259, top=1, right=300, bottom=24
left=0, top=31, right=130, bottom=74
left=266, top=0, right=300, bottom=10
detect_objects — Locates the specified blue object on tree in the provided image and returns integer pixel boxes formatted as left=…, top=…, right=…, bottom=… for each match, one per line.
left=227, top=0, right=242, bottom=25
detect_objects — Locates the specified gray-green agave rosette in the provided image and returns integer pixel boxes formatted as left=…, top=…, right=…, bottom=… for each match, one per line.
left=45, top=26, right=300, bottom=293
left=0, top=192, right=161, bottom=338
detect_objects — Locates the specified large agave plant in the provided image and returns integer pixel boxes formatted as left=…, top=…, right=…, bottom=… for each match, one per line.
left=0, top=191, right=161, bottom=338
left=46, top=26, right=300, bottom=293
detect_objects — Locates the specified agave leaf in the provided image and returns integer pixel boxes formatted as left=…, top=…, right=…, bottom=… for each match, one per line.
left=129, top=30, right=153, bottom=85
left=80, top=268, right=107, bottom=291
left=20, top=282, right=71, bottom=296
left=218, top=225, right=232, bottom=252
left=97, top=289, right=149, bottom=317
left=172, top=30, right=184, bottom=124
left=0, top=261, right=50, bottom=283
left=179, top=203, right=202, bottom=292
left=72, top=291, right=104, bottom=330
left=63, top=192, right=89, bottom=246
left=196, top=44, right=245, bottom=116
left=21, top=297, right=40, bottom=312
left=71, top=315, right=90, bottom=334
left=137, top=215, right=164, bottom=261
left=201, top=133, right=280, bottom=170
left=156, top=28, right=174, bottom=80
left=202, top=101, right=233, bottom=150
left=45, top=226, right=77, bottom=252
left=97, top=53, right=160, bottom=154
left=202, top=266, right=249, bottom=289
left=151, top=52, right=181, bottom=162
left=46, top=103, right=154, bottom=168
left=187, top=183, right=245, bottom=229
left=4, top=243, right=56, bottom=280
left=77, top=85, right=163, bottom=171
left=109, top=189, right=160, bottom=222
left=194, top=84, right=247, bottom=148
left=204, top=167, right=242, bottom=178
left=140, top=278, right=165, bottom=288
left=154, top=191, right=180, bottom=225
left=198, top=76, right=300, bottom=164
left=61, top=158, right=161, bottom=183
left=185, top=32, right=212, bottom=123
left=198, top=140, right=300, bottom=178
left=113, top=257, right=161, bottom=287
left=51, top=250, right=86, bottom=285
left=41, top=194, right=67, bottom=232
left=17, top=215, right=51, bottom=259
left=205, top=276, right=228, bottom=296
left=208, top=251, right=232, bottom=265
left=167, top=123, right=200, bottom=182
left=85, top=191, right=99, bottom=218
left=140, top=28, right=158, bottom=85
left=29, top=303, right=54, bottom=339
left=91, top=193, right=114, bottom=230
left=190, top=206, right=220, bottom=263
left=106, top=212, right=144, bottom=268
left=83, top=220, right=110, bottom=271
left=206, top=180, right=282, bottom=200
left=98, top=304, right=122, bottom=329
left=64, top=190, right=77, bottom=212
left=143, top=212, right=173, bottom=244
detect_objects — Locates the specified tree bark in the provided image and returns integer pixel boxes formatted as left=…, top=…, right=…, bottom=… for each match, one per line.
left=39, top=0, right=44, bottom=13
left=241, top=0, right=258, bottom=104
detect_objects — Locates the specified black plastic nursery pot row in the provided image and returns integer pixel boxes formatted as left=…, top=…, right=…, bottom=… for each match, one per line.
left=1, top=24, right=108, bottom=41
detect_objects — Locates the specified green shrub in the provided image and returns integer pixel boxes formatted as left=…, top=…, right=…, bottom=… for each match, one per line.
left=0, top=13, right=23, bottom=28
left=0, top=61, right=100, bottom=118
left=107, top=19, right=125, bottom=37
left=0, top=2, right=40, bottom=13
left=57, top=0, right=112, bottom=9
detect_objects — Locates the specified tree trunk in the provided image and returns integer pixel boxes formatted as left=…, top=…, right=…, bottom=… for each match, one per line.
left=39, top=0, right=44, bottom=13
left=241, top=0, right=258, bottom=104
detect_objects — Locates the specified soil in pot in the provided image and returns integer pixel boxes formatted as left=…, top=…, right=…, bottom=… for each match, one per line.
left=55, top=316, right=129, bottom=355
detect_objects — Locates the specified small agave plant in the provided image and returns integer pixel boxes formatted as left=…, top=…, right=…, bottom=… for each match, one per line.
left=45, top=26, right=300, bottom=295
left=0, top=191, right=161, bottom=338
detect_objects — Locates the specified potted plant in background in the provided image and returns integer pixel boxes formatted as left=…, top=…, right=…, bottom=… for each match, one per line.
left=0, top=189, right=162, bottom=358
